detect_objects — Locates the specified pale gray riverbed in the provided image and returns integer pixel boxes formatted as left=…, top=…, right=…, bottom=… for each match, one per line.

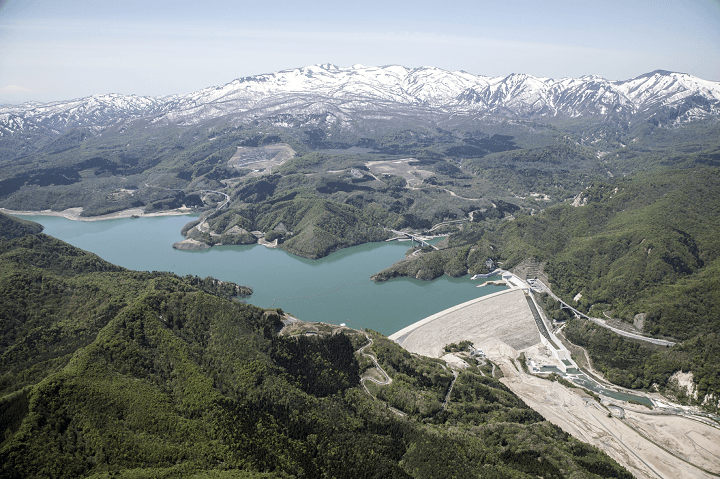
left=539, top=366, right=653, bottom=406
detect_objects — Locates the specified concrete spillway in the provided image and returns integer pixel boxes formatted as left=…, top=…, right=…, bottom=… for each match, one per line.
left=389, top=288, right=542, bottom=358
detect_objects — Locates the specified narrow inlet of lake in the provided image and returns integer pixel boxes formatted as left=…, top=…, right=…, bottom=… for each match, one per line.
left=17, top=214, right=506, bottom=336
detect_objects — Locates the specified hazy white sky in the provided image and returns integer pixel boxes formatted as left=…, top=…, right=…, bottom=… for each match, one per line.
left=1, top=0, right=719, bottom=104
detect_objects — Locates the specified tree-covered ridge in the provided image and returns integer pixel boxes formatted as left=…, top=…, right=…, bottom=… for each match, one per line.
left=382, top=165, right=719, bottom=333
left=495, top=167, right=720, bottom=325
left=186, top=189, right=402, bottom=259
left=0, top=215, right=632, bottom=478
left=0, top=217, right=252, bottom=399
left=372, top=227, right=498, bottom=281
left=0, top=211, right=43, bottom=239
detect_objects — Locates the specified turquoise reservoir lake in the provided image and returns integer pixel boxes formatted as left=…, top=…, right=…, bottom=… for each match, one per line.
left=18, top=214, right=506, bottom=336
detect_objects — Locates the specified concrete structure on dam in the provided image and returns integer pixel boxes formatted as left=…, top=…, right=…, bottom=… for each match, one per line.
left=390, top=287, right=541, bottom=359
left=389, top=272, right=576, bottom=369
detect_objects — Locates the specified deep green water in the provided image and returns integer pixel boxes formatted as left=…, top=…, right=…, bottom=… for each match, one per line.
left=18, top=214, right=506, bottom=336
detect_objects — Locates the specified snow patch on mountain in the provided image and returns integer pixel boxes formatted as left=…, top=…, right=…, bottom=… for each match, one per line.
left=2, top=64, right=719, bottom=136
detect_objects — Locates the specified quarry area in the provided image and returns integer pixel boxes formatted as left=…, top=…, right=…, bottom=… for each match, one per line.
left=228, top=143, right=296, bottom=177
left=390, top=272, right=720, bottom=479
left=365, top=158, right=434, bottom=186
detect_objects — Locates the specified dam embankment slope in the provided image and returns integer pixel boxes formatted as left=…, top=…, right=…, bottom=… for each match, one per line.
left=389, top=288, right=541, bottom=358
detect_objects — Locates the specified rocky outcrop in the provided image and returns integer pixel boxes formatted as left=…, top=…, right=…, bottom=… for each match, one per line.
left=633, top=313, right=646, bottom=332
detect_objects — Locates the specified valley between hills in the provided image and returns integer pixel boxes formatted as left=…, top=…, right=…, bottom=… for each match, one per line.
left=1, top=64, right=720, bottom=478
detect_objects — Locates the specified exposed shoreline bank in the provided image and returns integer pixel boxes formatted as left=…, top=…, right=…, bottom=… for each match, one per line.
left=1, top=206, right=195, bottom=222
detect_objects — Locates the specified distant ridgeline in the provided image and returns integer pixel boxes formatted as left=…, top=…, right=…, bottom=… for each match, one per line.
left=0, top=212, right=633, bottom=478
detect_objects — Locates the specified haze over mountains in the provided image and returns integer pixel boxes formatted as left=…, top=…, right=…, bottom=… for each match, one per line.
left=2, top=64, right=720, bottom=136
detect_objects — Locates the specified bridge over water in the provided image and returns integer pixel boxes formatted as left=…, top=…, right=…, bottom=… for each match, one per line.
left=385, top=228, right=439, bottom=250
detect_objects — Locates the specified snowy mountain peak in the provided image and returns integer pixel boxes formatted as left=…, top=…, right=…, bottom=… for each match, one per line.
left=579, top=74, right=604, bottom=81
left=2, top=65, right=719, bottom=136
left=0, top=93, right=167, bottom=135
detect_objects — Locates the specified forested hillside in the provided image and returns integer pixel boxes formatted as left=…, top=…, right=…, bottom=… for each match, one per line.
left=0, top=211, right=44, bottom=239
left=495, top=166, right=720, bottom=335
left=0, top=213, right=632, bottom=478
left=188, top=190, right=401, bottom=259
left=374, top=164, right=720, bottom=410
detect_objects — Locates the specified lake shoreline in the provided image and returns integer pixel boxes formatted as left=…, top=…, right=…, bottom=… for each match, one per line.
left=1, top=206, right=195, bottom=222
left=9, top=213, right=508, bottom=337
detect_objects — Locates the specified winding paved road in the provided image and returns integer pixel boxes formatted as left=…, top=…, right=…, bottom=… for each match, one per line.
left=529, top=279, right=676, bottom=346
left=441, top=370, right=459, bottom=412
left=202, top=189, right=230, bottom=210
left=356, top=335, right=406, bottom=417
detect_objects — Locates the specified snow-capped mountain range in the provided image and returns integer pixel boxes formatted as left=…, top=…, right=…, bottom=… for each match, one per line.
left=2, top=64, right=720, bottom=136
